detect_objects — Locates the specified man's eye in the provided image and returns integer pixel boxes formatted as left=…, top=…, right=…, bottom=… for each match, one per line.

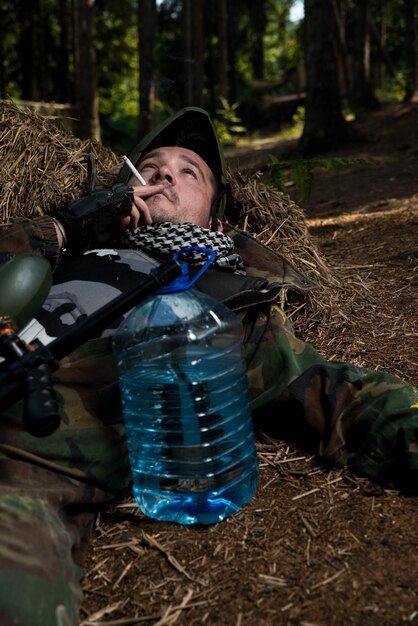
left=183, top=168, right=197, bottom=178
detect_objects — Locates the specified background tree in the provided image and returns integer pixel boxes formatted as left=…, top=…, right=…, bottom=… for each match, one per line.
left=192, top=0, right=205, bottom=106
left=12, top=0, right=73, bottom=104
left=138, top=0, right=157, bottom=135
left=351, top=0, right=380, bottom=112
left=181, top=0, right=193, bottom=105
left=370, top=0, right=406, bottom=98
left=18, top=0, right=38, bottom=100
left=0, top=1, right=19, bottom=99
left=73, top=0, right=100, bottom=141
left=403, top=0, right=418, bottom=101
left=298, top=0, right=353, bottom=154
left=217, top=0, right=229, bottom=101
left=155, top=1, right=185, bottom=111
left=2, top=0, right=417, bottom=153
left=226, top=0, right=239, bottom=103
left=249, top=0, right=267, bottom=81
left=57, top=0, right=72, bottom=104
left=333, top=0, right=352, bottom=99
left=95, top=1, right=138, bottom=149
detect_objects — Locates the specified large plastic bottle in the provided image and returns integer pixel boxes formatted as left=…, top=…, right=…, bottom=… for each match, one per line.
left=112, top=248, right=258, bottom=525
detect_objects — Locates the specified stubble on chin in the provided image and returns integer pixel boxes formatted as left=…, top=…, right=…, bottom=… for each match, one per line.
left=146, top=194, right=180, bottom=224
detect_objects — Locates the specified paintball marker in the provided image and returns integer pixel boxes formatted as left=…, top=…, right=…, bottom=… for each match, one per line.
left=0, top=253, right=182, bottom=437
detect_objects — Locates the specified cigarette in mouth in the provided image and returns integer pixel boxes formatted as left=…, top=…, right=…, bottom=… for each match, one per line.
left=122, top=155, right=147, bottom=186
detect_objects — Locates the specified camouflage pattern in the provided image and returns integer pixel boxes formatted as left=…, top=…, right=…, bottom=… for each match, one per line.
left=0, top=217, right=417, bottom=624
left=0, top=336, right=126, bottom=626
left=241, top=303, right=418, bottom=488
left=226, top=225, right=318, bottom=291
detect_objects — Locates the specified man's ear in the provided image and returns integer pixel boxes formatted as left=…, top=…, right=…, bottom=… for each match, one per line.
left=210, top=217, right=223, bottom=232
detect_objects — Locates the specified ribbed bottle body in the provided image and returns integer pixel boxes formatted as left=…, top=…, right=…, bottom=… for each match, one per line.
left=113, top=290, right=258, bottom=525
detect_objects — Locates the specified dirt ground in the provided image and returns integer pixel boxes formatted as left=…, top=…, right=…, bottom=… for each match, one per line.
left=79, top=103, right=418, bottom=626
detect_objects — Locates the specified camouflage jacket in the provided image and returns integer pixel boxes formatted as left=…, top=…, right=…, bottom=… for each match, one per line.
left=1, top=217, right=417, bottom=492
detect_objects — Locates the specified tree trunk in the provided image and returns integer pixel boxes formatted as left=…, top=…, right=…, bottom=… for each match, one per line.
left=0, top=16, right=4, bottom=98
left=37, top=0, right=47, bottom=100
left=351, top=0, right=380, bottom=112
left=404, top=0, right=418, bottom=102
left=138, top=0, right=157, bottom=136
left=227, top=0, right=238, bottom=103
left=73, top=0, right=100, bottom=141
left=192, top=0, right=204, bottom=107
left=298, top=0, right=354, bottom=154
left=217, top=0, right=228, bottom=101
left=368, top=13, right=398, bottom=81
left=181, top=0, right=193, bottom=105
left=57, top=0, right=72, bottom=104
left=332, top=0, right=351, bottom=98
left=19, top=0, right=37, bottom=100
left=250, top=0, right=266, bottom=81
left=373, top=0, right=385, bottom=89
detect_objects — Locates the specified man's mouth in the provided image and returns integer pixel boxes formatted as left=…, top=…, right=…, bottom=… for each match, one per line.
left=159, top=186, right=178, bottom=204
left=147, top=183, right=179, bottom=205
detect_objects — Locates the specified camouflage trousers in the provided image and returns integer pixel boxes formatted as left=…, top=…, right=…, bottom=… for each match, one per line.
left=0, top=339, right=130, bottom=626
left=244, top=305, right=418, bottom=486
left=1, top=305, right=417, bottom=625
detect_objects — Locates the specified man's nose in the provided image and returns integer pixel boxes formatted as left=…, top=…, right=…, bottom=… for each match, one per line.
left=153, top=165, right=176, bottom=185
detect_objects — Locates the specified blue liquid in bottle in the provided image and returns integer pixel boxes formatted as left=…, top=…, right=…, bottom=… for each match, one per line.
left=113, top=287, right=258, bottom=525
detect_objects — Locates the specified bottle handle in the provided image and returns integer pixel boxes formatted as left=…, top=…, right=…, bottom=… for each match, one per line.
left=173, top=247, right=217, bottom=287
left=157, top=247, right=217, bottom=293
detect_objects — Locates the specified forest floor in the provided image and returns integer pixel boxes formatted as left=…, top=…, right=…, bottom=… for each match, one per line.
left=79, top=102, right=418, bottom=626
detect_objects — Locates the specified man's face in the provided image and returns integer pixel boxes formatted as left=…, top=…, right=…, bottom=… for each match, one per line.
left=128, top=147, right=217, bottom=228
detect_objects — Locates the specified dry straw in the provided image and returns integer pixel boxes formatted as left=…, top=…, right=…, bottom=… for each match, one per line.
left=225, top=169, right=353, bottom=334
left=0, top=100, right=120, bottom=224
left=0, top=100, right=353, bottom=330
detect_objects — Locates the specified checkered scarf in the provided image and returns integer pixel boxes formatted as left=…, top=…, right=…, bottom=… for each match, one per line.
left=118, top=222, right=246, bottom=274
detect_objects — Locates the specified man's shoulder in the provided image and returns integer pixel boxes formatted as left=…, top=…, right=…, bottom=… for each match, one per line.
left=224, top=224, right=317, bottom=292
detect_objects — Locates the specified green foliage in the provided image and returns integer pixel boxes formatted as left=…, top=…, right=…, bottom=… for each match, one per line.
left=0, top=0, right=414, bottom=147
left=375, top=75, right=406, bottom=104
left=291, top=105, right=305, bottom=129
left=264, top=0, right=303, bottom=83
left=213, top=98, right=246, bottom=144
left=154, top=0, right=185, bottom=111
left=96, top=1, right=139, bottom=118
left=267, top=155, right=369, bottom=202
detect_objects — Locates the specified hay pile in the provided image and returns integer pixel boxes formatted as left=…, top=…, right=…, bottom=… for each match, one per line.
left=0, top=100, right=348, bottom=328
left=0, top=100, right=120, bottom=225
left=226, top=169, right=348, bottom=330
